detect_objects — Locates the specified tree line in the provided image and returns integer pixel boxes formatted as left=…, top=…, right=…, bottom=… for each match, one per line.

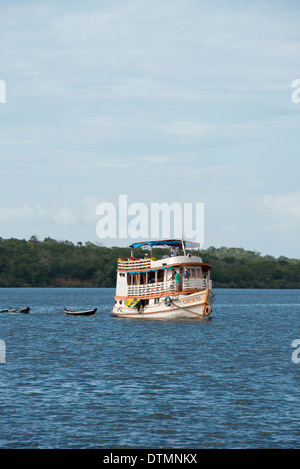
left=0, top=236, right=299, bottom=288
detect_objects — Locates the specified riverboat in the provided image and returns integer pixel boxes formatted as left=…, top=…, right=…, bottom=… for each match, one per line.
left=111, top=239, right=214, bottom=319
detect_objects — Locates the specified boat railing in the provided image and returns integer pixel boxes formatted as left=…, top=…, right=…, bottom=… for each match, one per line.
left=126, top=278, right=212, bottom=297
left=182, top=278, right=212, bottom=290
left=127, top=280, right=175, bottom=297
left=118, top=258, right=152, bottom=270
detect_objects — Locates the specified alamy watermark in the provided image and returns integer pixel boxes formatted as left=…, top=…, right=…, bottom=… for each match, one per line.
left=0, top=339, right=6, bottom=364
left=96, top=195, right=204, bottom=245
left=291, top=79, right=300, bottom=104
left=0, top=79, right=6, bottom=103
left=291, top=339, right=300, bottom=364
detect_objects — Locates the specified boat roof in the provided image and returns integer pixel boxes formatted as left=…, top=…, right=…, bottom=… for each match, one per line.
left=129, top=239, right=200, bottom=249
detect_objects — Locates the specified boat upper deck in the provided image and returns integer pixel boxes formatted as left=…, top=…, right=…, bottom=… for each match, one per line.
left=117, top=254, right=210, bottom=271
left=117, top=239, right=211, bottom=272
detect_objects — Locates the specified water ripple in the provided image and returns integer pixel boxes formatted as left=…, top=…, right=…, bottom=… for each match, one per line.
left=1, top=288, right=300, bottom=448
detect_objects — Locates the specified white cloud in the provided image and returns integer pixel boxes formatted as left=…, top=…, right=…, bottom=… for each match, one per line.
left=52, top=207, right=76, bottom=225
left=0, top=196, right=102, bottom=226
left=158, top=121, right=261, bottom=140
left=260, top=192, right=300, bottom=227
left=82, top=195, right=100, bottom=223
left=2, top=0, right=300, bottom=100
left=0, top=0, right=300, bottom=257
left=0, top=203, right=45, bottom=222
left=159, top=122, right=211, bottom=137
left=0, top=203, right=75, bottom=225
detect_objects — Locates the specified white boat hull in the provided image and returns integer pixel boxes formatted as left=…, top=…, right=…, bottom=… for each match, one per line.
left=112, top=289, right=214, bottom=319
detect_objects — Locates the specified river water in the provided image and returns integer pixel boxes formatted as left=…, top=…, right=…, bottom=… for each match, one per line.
left=0, top=287, right=300, bottom=449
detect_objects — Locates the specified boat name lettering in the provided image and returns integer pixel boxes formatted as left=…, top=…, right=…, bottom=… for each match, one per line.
left=181, top=296, right=203, bottom=305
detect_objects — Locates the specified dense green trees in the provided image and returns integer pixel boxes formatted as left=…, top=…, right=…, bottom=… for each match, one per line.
left=200, top=246, right=300, bottom=289
left=0, top=237, right=299, bottom=288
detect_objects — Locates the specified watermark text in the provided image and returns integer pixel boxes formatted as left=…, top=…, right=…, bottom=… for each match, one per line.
left=0, top=339, right=6, bottom=364
left=96, top=195, right=204, bottom=245
left=291, top=79, right=300, bottom=104
left=0, top=79, right=6, bottom=103
left=291, top=339, right=300, bottom=364
left=103, top=452, right=198, bottom=466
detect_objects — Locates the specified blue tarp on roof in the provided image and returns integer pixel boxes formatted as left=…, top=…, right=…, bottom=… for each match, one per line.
left=129, top=239, right=200, bottom=249
left=128, top=266, right=173, bottom=274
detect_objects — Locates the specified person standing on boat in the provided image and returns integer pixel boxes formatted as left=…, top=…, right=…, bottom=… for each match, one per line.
left=175, top=271, right=180, bottom=292
left=170, top=246, right=177, bottom=256
left=184, top=269, right=190, bottom=278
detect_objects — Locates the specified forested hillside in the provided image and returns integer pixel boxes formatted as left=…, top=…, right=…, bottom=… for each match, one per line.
left=0, top=236, right=299, bottom=288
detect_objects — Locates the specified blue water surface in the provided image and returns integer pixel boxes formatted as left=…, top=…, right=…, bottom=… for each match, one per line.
left=0, top=288, right=300, bottom=449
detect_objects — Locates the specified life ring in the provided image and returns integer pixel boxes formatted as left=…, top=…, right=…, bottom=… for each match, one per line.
left=203, top=305, right=211, bottom=316
left=164, top=296, right=172, bottom=307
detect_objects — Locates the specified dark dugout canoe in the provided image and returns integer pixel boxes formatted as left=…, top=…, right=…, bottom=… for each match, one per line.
left=63, top=307, right=97, bottom=316
left=0, top=307, right=30, bottom=314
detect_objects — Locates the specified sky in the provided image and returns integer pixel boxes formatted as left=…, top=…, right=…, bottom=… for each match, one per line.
left=0, top=0, right=300, bottom=258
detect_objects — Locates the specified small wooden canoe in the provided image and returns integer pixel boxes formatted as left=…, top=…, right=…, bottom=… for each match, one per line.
left=0, top=307, right=30, bottom=314
left=63, top=307, right=97, bottom=316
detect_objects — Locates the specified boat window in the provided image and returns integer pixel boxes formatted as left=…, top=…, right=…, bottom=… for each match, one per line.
left=140, top=273, right=146, bottom=285
left=148, top=274, right=155, bottom=283
left=157, top=270, right=164, bottom=282
left=127, top=274, right=137, bottom=285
